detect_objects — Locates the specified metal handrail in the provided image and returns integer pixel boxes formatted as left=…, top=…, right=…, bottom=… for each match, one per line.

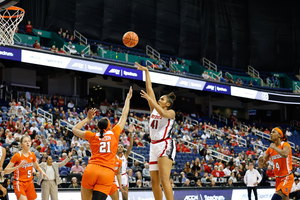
left=63, top=45, right=71, bottom=55
left=230, top=134, right=247, bottom=147
left=225, top=72, right=233, bottom=80
left=82, top=45, right=90, bottom=55
left=169, top=62, right=178, bottom=72
left=59, top=119, right=74, bottom=132
left=254, top=129, right=295, bottom=150
left=146, top=45, right=160, bottom=60
left=13, top=34, right=22, bottom=43
left=202, top=57, right=217, bottom=72
left=183, top=116, right=198, bottom=126
left=212, top=114, right=228, bottom=125
left=248, top=65, right=265, bottom=86
left=37, top=108, right=53, bottom=123
left=295, top=85, right=300, bottom=94
left=210, top=150, right=232, bottom=163
left=127, top=151, right=145, bottom=166
left=74, top=30, right=87, bottom=45
left=146, top=60, right=155, bottom=70
left=26, top=101, right=31, bottom=111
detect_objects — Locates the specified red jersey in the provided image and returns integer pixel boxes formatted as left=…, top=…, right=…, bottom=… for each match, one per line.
left=266, top=141, right=293, bottom=177
left=11, top=151, right=36, bottom=182
left=85, top=125, right=121, bottom=171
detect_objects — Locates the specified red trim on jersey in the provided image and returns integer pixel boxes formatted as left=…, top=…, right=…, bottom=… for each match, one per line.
left=162, top=119, right=171, bottom=139
left=151, top=137, right=171, bottom=144
left=149, top=161, right=158, bottom=165
left=159, top=140, right=168, bottom=157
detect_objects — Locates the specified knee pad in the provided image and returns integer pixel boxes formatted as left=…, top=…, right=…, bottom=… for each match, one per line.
left=271, top=194, right=282, bottom=200
left=92, top=190, right=107, bottom=200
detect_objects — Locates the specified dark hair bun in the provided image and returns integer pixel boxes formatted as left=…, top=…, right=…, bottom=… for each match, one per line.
left=168, top=92, right=176, bottom=101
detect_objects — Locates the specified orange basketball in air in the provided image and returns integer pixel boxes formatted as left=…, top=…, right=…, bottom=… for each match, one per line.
left=123, top=31, right=139, bottom=48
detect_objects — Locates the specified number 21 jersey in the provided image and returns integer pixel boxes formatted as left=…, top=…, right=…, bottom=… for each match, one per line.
left=85, top=125, right=121, bottom=171
left=149, top=109, right=174, bottom=141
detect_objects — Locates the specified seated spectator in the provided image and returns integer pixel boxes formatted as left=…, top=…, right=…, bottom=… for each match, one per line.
left=67, top=100, right=75, bottom=109
left=248, top=80, right=253, bottom=87
left=132, top=161, right=142, bottom=173
left=70, top=159, right=84, bottom=175
left=227, top=179, right=234, bottom=187
left=196, top=179, right=202, bottom=187
left=58, top=48, right=65, bottom=54
left=50, top=138, right=60, bottom=155
left=266, top=165, right=275, bottom=181
left=142, top=163, right=150, bottom=179
left=135, top=179, right=143, bottom=188
left=128, top=169, right=136, bottom=184
left=30, top=122, right=39, bottom=133
left=60, top=153, right=73, bottom=168
left=35, top=43, right=41, bottom=49
left=223, top=165, right=231, bottom=177
left=5, top=132, right=15, bottom=145
left=68, top=177, right=80, bottom=188
left=202, top=71, right=210, bottom=79
left=33, top=40, right=38, bottom=48
left=228, top=172, right=237, bottom=183
left=50, top=45, right=56, bottom=52
left=182, top=179, right=190, bottom=187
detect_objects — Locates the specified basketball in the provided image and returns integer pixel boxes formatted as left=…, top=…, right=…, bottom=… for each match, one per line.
left=123, top=31, right=139, bottom=48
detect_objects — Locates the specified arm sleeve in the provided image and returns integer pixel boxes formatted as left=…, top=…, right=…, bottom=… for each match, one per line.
left=256, top=170, right=262, bottom=183
left=84, top=131, right=94, bottom=141
left=112, top=125, right=122, bottom=139
left=243, top=171, right=247, bottom=184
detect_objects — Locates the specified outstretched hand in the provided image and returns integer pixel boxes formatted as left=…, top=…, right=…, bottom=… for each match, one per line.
left=126, top=86, right=133, bottom=100
left=135, top=62, right=148, bottom=71
left=140, top=90, right=151, bottom=101
left=87, top=108, right=97, bottom=120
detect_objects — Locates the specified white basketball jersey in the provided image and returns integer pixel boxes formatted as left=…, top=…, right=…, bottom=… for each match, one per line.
left=120, top=153, right=127, bottom=174
left=0, top=147, right=2, bottom=161
left=149, top=109, right=174, bottom=141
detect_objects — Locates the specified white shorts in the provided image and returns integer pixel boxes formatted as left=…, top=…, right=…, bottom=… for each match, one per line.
left=149, top=138, right=176, bottom=171
left=121, top=173, right=128, bottom=187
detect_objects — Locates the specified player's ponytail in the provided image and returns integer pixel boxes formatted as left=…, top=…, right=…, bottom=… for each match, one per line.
left=98, top=117, right=111, bottom=138
left=166, top=92, right=176, bottom=109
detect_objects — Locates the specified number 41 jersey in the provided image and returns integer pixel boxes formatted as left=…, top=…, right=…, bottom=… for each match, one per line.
left=85, top=125, right=121, bottom=171
left=149, top=109, right=174, bottom=141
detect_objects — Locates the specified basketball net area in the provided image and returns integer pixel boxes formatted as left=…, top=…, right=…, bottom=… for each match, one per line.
left=0, top=5, right=24, bottom=46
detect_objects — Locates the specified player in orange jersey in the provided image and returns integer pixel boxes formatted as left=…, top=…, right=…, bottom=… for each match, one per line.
left=72, top=86, right=132, bottom=200
left=108, top=155, right=125, bottom=200
left=4, top=136, right=48, bottom=200
left=259, top=127, right=294, bottom=200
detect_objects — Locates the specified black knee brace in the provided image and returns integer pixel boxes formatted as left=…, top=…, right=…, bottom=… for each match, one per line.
left=92, top=190, right=108, bottom=200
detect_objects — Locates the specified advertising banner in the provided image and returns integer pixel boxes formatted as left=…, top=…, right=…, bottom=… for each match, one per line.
left=67, top=58, right=108, bottom=75
left=174, top=189, right=232, bottom=200
left=231, top=188, right=275, bottom=200
left=104, top=65, right=143, bottom=81
left=0, top=46, right=21, bottom=61
left=203, top=82, right=231, bottom=95
left=176, top=77, right=206, bottom=90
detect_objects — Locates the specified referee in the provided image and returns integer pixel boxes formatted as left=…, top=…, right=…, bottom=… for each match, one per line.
left=244, top=163, right=262, bottom=200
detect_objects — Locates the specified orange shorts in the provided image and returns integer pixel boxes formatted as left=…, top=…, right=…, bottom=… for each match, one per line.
left=81, top=164, right=114, bottom=195
left=13, top=180, right=37, bottom=200
left=275, top=173, right=294, bottom=196
left=109, top=182, right=118, bottom=196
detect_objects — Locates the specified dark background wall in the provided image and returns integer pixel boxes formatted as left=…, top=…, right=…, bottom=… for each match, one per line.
left=18, top=0, right=300, bottom=72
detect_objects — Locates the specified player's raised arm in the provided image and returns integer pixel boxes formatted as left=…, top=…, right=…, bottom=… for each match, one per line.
left=140, top=90, right=175, bottom=119
left=117, top=86, right=132, bottom=130
left=136, top=62, right=156, bottom=112
left=124, top=124, right=134, bottom=159
left=72, top=108, right=97, bottom=139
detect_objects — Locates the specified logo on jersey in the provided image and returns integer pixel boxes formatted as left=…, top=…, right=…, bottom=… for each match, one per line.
left=150, top=114, right=162, bottom=119
left=166, top=150, right=170, bottom=155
